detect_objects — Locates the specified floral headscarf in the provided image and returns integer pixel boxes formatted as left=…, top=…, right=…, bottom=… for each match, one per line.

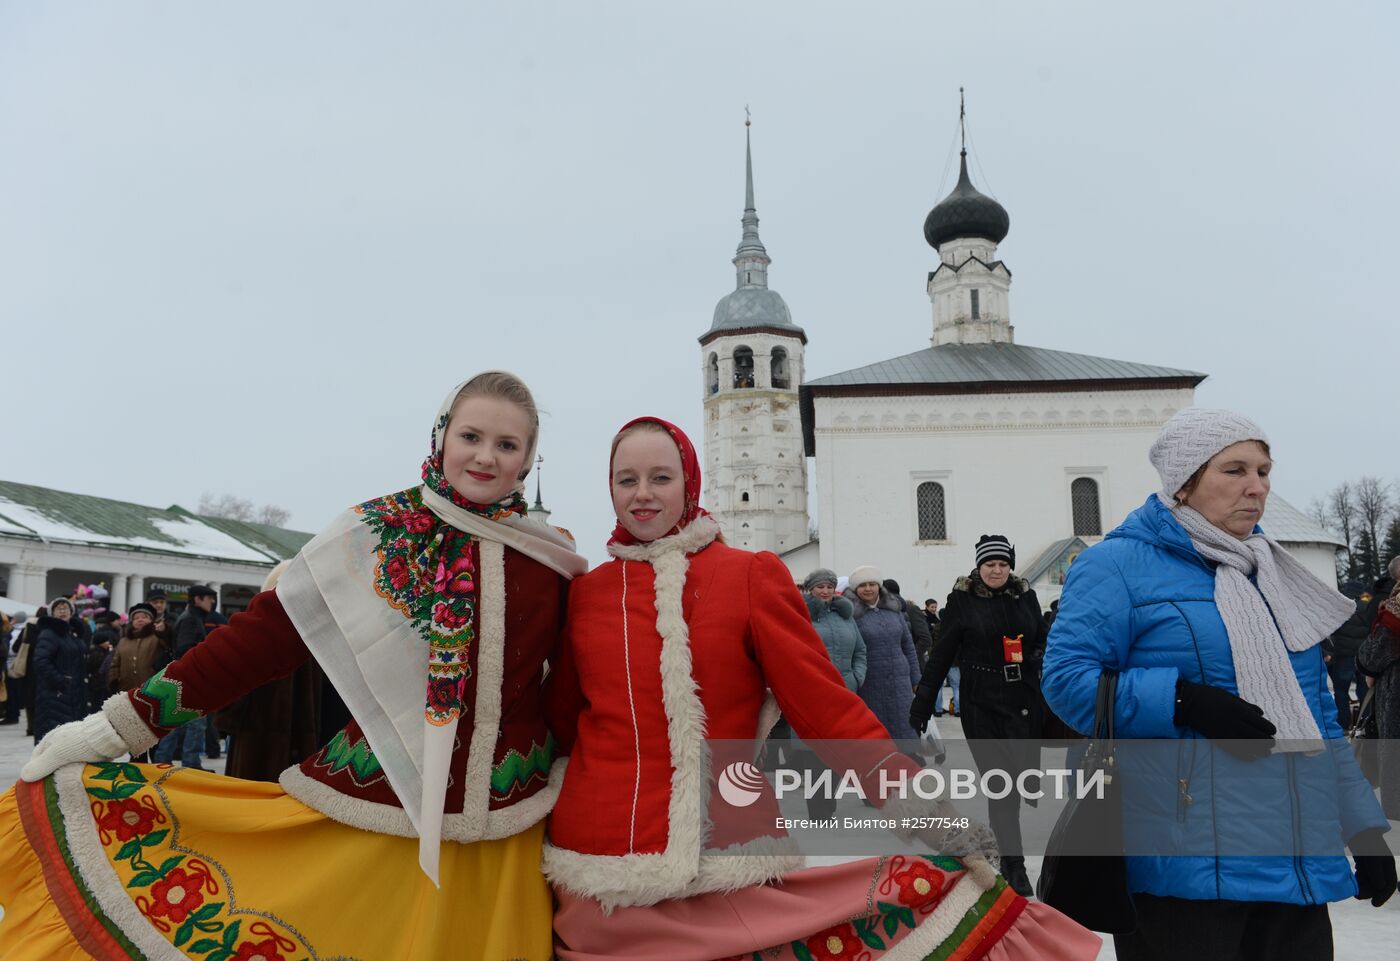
left=607, top=416, right=711, bottom=546
left=352, top=388, right=530, bottom=728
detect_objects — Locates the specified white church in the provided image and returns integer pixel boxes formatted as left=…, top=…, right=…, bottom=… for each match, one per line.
left=699, top=119, right=1343, bottom=606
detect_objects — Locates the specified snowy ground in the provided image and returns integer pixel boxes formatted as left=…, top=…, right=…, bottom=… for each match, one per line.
left=0, top=717, right=1394, bottom=958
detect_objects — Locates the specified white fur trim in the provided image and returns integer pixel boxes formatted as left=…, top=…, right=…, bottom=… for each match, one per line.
left=543, top=834, right=806, bottom=912
left=102, top=692, right=159, bottom=755
left=458, top=538, right=508, bottom=840
left=754, top=691, right=781, bottom=751
left=50, top=765, right=187, bottom=961
left=606, top=515, right=721, bottom=562
left=278, top=757, right=565, bottom=841
left=543, top=539, right=714, bottom=909
left=879, top=872, right=1000, bottom=961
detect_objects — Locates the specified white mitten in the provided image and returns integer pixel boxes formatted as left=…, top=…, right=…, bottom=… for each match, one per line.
left=21, top=711, right=127, bottom=782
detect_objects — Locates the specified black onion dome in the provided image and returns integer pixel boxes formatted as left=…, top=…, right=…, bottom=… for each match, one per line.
left=923, top=151, right=1010, bottom=250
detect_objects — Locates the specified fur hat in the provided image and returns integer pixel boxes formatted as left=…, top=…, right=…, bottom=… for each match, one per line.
left=48, top=596, right=74, bottom=617
left=847, top=565, right=881, bottom=589
left=128, top=602, right=158, bottom=621
left=803, top=568, right=839, bottom=592
left=187, top=584, right=217, bottom=599
left=974, top=534, right=1015, bottom=568
left=145, top=588, right=168, bottom=601
left=1149, top=408, right=1268, bottom=500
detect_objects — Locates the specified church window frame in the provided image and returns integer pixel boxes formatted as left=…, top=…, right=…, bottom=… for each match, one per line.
left=1066, top=469, right=1108, bottom=539
left=911, top=470, right=953, bottom=545
left=732, top=346, right=756, bottom=389
left=771, top=346, right=791, bottom=390
left=970, top=289, right=980, bottom=320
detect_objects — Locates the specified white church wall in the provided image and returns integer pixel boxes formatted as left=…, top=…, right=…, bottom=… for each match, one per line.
left=811, top=386, right=1195, bottom=607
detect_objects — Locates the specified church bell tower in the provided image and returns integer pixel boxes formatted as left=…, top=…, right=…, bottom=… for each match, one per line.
left=700, top=116, right=809, bottom=554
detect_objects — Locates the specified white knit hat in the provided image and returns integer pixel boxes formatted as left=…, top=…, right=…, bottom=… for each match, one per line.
left=847, top=565, right=881, bottom=589
left=1150, top=408, right=1269, bottom=500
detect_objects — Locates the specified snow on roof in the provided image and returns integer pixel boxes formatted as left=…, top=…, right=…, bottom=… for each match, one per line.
left=0, top=480, right=311, bottom=565
left=1263, top=494, right=1345, bottom=548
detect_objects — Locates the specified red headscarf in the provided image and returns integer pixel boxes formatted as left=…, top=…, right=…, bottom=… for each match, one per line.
left=607, top=416, right=711, bottom=546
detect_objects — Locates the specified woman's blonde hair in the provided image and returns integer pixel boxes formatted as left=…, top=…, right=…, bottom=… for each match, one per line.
left=609, top=420, right=670, bottom=473
left=449, top=371, right=540, bottom=481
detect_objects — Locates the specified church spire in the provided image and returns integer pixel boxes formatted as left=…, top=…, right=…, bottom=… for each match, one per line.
left=734, top=108, right=770, bottom=287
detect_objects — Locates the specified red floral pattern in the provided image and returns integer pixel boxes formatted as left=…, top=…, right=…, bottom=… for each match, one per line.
left=890, top=856, right=946, bottom=909
left=96, top=796, right=159, bottom=841
left=233, top=938, right=287, bottom=961
left=148, top=867, right=206, bottom=923
left=804, top=923, right=869, bottom=960
left=354, top=482, right=523, bottom=727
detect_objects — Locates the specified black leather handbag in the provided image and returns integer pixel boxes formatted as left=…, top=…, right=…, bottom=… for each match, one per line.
left=1035, top=671, right=1137, bottom=934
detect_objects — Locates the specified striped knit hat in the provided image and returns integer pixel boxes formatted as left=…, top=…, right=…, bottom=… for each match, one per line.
left=974, top=535, right=1015, bottom=569
left=1150, top=408, right=1268, bottom=500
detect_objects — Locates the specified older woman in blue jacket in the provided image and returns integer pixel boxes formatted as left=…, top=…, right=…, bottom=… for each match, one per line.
left=1042, top=409, right=1394, bottom=961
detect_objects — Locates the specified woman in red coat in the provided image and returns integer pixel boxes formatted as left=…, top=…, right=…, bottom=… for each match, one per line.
left=543, top=416, right=1100, bottom=961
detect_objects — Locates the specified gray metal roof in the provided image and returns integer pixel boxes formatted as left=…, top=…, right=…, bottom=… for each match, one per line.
left=805, top=342, right=1206, bottom=389
left=1261, top=494, right=1346, bottom=548
left=710, top=287, right=800, bottom=334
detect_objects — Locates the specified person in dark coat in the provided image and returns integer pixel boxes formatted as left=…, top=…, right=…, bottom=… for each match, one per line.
left=883, top=578, right=933, bottom=670
left=1329, top=593, right=1371, bottom=726
left=214, top=563, right=325, bottom=782
left=87, top=611, right=121, bottom=710
left=152, top=585, right=220, bottom=769
left=3, top=611, right=31, bottom=726
left=1358, top=586, right=1400, bottom=818
left=910, top=535, right=1047, bottom=896
left=31, top=597, right=92, bottom=742
left=844, top=566, right=920, bottom=741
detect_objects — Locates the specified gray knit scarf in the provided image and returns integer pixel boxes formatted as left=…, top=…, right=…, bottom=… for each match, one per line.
left=1166, top=496, right=1354, bottom=745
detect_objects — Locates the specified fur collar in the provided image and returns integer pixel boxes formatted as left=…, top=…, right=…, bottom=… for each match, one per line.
left=953, top=572, right=1028, bottom=599
left=842, top=586, right=904, bottom=618
left=806, top=593, right=854, bottom=620
left=607, top=515, right=722, bottom=563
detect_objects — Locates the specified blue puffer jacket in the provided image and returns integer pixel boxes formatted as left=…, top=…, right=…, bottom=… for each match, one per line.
left=1043, top=494, right=1388, bottom=904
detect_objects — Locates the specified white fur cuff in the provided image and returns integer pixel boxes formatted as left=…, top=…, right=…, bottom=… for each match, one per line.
left=103, top=692, right=160, bottom=755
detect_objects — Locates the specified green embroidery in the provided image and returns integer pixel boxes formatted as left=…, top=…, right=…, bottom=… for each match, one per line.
left=137, top=667, right=202, bottom=728
left=490, top=735, right=555, bottom=796
left=317, top=730, right=383, bottom=781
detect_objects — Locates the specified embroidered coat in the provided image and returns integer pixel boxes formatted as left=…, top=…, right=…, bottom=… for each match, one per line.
left=104, top=547, right=568, bottom=842
left=542, top=518, right=916, bottom=910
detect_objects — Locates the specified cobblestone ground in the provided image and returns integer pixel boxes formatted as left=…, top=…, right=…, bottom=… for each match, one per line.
left=0, top=716, right=1393, bottom=958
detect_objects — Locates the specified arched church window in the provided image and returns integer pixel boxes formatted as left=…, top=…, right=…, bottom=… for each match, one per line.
left=733, top=347, right=755, bottom=389
left=771, top=347, right=791, bottom=389
left=741, top=492, right=749, bottom=503
left=916, top=482, right=947, bottom=541
left=1071, top=478, right=1102, bottom=537
left=707, top=353, right=719, bottom=395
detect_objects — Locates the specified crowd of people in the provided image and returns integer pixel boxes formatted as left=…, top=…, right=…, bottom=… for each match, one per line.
left=0, top=387, right=1395, bottom=961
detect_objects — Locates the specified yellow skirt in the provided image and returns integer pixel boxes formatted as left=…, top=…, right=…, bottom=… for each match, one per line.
left=0, top=762, right=553, bottom=961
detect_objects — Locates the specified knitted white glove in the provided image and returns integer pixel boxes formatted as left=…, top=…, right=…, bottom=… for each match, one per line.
left=21, top=711, right=128, bottom=782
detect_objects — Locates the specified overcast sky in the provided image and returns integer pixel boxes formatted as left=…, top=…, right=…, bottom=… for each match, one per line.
left=2, top=2, right=1396, bottom=564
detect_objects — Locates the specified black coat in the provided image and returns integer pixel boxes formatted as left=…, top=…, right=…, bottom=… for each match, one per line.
left=1330, top=598, right=1371, bottom=662
left=32, top=615, right=92, bottom=740
left=173, top=607, right=210, bottom=659
left=919, top=574, right=1047, bottom=743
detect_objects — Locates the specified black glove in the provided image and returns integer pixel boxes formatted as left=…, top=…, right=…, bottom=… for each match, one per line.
left=1349, top=828, right=1397, bottom=907
left=909, top=683, right=937, bottom=734
left=1174, top=680, right=1276, bottom=759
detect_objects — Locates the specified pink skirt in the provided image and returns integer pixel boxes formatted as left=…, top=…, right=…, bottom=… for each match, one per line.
left=554, top=855, right=1101, bottom=961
